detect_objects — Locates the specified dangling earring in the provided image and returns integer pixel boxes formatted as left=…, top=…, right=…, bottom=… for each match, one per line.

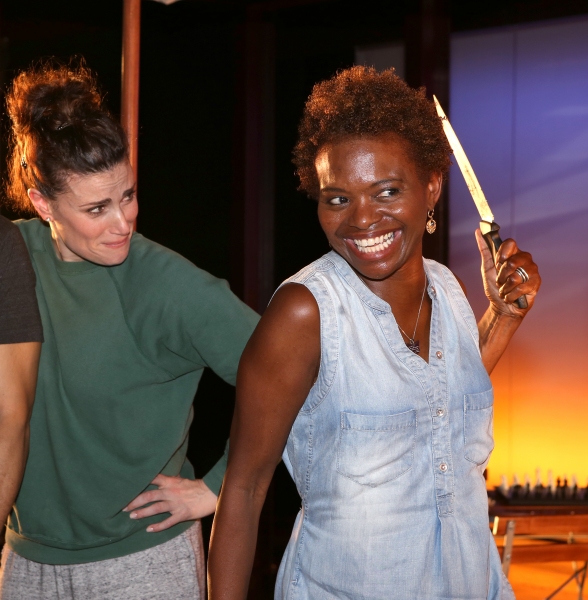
left=426, top=210, right=436, bottom=234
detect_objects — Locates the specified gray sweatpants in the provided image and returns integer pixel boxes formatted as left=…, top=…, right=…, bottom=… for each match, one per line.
left=0, top=521, right=205, bottom=600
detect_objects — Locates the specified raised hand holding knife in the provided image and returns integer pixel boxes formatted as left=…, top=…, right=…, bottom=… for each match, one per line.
left=433, top=95, right=528, bottom=309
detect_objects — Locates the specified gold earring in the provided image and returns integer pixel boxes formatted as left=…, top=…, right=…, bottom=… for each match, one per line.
left=426, top=210, right=436, bottom=234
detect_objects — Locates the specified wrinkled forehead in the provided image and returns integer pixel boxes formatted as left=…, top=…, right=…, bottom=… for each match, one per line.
left=60, top=162, right=134, bottom=203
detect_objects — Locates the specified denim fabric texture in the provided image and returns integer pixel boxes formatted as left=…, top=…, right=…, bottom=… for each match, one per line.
left=275, top=251, right=515, bottom=600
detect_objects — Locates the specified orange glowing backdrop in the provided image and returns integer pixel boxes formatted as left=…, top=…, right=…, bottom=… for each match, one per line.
left=448, top=17, right=588, bottom=490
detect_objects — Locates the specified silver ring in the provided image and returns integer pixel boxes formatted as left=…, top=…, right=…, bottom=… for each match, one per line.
left=515, top=266, right=529, bottom=283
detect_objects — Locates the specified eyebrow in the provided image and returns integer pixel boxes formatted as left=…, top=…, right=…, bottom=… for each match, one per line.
left=320, top=178, right=403, bottom=194
left=79, top=198, right=112, bottom=208
left=78, top=186, right=136, bottom=208
left=320, top=186, right=347, bottom=194
left=371, top=178, right=402, bottom=186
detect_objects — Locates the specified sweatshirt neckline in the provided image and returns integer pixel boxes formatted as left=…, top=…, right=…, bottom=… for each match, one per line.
left=41, top=225, right=102, bottom=275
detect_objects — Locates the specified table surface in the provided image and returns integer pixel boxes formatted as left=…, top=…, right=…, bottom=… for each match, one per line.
left=489, top=500, right=588, bottom=518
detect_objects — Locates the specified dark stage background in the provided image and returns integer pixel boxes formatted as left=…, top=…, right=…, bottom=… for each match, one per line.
left=0, top=0, right=586, bottom=596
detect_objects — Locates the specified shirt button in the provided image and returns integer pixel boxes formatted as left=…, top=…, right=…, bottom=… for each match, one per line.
left=436, top=351, right=443, bottom=359
left=439, top=463, right=448, bottom=472
left=436, top=408, right=444, bottom=417
left=431, top=286, right=436, bottom=296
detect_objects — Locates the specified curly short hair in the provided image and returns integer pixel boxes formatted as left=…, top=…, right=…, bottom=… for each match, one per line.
left=5, top=59, right=128, bottom=213
left=293, top=66, right=452, bottom=199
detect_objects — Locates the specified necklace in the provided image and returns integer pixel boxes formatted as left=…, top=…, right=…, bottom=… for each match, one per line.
left=397, top=280, right=427, bottom=355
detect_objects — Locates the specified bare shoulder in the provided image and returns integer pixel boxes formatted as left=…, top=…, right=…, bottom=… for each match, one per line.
left=246, top=282, right=319, bottom=351
left=240, top=282, right=320, bottom=378
left=264, top=282, right=319, bottom=326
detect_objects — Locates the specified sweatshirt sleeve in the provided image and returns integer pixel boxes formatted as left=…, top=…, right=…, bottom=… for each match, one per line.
left=202, top=440, right=229, bottom=495
left=124, top=238, right=260, bottom=385
left=120, top=239, right=261, bottom=486
left=181, top=275, right=260, bottom=386
left=175, top=277, right=257, bottom=485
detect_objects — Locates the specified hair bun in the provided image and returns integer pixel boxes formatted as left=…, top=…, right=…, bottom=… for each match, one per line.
left=7, top=60, right=104, bottom=136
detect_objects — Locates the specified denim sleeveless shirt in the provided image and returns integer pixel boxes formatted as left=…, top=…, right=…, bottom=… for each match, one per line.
left=275, top=252, right=514, bottom=600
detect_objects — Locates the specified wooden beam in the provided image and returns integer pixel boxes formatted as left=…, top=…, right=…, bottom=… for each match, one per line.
left=230, top=11, right=277, bottom=597
left=239, top=12, right=276, bottom=313
left=121, top=0, right=141, bottom=182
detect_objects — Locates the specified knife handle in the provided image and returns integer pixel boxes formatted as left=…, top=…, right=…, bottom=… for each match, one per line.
left=481, top=222, right=528, bottom=310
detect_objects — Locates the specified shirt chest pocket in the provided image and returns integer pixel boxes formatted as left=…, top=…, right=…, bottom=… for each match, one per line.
left=336, top=409, right=416, bottom=487
left=463, top=389, right=495, bottom=465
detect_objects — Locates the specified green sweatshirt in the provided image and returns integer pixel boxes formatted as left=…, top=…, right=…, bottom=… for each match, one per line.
left=7, top=219, right=259, bottom=564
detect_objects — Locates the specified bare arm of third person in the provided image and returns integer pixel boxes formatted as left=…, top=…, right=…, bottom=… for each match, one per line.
left=207, top=283, right=321, bottom=600
left=0, top=341, right=40, bottom=525
left=475, top=229, right=541, bottom=374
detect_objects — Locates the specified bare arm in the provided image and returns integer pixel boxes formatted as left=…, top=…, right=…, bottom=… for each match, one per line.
left=475, top=229, right=541, bottom=374
left=208, top=283, right=320, bottom=600
left=0, top=341, right=41, bottom=525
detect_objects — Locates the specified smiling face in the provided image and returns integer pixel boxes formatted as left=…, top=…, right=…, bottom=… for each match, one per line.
left=29, top=161, right=138, bottom=266
left=316, top=134, right=442, bottom=288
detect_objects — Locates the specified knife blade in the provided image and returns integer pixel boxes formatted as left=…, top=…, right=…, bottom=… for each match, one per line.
left=433, top=95, right=527, bottom=309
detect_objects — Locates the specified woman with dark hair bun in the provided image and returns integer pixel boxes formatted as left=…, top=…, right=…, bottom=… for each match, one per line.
left=208, top=66, right=541, bottom=599
left=0, top=62, right=259, bottom=599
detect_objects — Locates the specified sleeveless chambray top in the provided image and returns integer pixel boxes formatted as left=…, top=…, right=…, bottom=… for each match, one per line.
left=275, top=251, right=514, bottom=600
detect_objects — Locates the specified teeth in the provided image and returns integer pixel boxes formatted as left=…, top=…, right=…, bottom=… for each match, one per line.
left=353, top=232, right=395, bottom=253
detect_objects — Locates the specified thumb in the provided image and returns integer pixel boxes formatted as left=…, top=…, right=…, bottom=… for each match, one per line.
left=475, top=228, right=496, bottom=276
left=151, top=474, right=171, bottom=487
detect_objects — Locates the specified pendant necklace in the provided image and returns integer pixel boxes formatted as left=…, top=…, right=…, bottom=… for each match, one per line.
left=397, top=280, right=427, bottom=355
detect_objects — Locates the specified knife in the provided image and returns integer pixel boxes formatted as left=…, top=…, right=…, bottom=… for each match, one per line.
left=433, top=96, right=528, bottom=309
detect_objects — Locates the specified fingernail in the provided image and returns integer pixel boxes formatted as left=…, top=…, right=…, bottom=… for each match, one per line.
left=146, top=526, right=154, bottom=533
left=129, top=512, right=137, bottom=519
left=122, top=507, right=129, bottom=512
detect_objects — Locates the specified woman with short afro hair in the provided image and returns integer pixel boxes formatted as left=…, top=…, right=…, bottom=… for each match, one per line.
left=209, top=66, right=540, bottom=599
left=293, top=66, right=451, bottom=198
